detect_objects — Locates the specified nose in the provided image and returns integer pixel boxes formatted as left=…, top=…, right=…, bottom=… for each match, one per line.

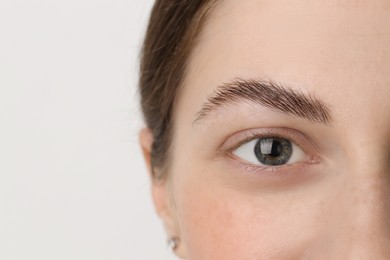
left=322, top=141, right=390, bottom=259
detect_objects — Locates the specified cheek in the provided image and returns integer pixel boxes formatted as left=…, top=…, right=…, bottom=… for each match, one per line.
left=173, top=167, right=327, bottom=259
left=176, top=184, right=257, bottom=259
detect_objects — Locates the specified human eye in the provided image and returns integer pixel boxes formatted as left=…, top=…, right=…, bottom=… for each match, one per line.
left=222, top=128, right=320, bottom=174
left=233, top=137, right=305, bottom=166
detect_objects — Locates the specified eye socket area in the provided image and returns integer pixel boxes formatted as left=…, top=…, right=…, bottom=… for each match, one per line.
left=232, top=137, right=306, bottom=167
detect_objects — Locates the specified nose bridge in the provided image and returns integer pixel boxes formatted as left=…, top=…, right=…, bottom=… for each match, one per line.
left=326, top=134, right=390, bottom=258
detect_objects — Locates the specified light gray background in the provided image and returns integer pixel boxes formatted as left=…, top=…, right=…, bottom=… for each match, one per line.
left=0, top=0, right=176, bottom=259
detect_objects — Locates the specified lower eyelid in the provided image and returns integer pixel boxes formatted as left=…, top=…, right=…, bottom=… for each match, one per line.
left=226, top=149, right=322, bottom=181
left=229, top=157, right=321, bottom=185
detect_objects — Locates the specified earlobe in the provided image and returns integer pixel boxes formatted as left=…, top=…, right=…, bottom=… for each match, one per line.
left=150, top=178, right=188, bottom=259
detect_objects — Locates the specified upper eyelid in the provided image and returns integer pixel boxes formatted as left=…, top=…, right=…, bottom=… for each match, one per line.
left=220, top=128, right=301, bottom=151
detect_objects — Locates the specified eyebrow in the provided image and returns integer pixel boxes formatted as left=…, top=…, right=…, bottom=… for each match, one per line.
left=194, top=78, right=332, bottom=125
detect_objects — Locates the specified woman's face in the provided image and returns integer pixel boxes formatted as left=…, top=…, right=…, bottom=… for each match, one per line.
left=149, top=0, right=390, bottom=258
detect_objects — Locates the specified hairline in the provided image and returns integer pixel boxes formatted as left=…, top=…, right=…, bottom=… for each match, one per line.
left=155, top=0, right=222, bottom=182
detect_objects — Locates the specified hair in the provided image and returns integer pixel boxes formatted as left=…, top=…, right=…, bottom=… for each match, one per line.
left=139, top=0, right=218, bottom=179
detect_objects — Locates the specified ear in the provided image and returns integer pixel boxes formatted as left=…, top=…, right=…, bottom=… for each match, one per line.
left=139, top=128, right=187, bottom=258
left=139, top=128, right=154, bottom=180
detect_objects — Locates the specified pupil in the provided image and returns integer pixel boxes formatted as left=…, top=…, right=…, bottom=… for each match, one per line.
left=254, top=137, right=293, bottom=166
left=270, top=140, right=282, bottom=157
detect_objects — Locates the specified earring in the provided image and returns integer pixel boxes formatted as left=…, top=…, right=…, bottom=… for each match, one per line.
left=167, top=237, right=180, bottom=252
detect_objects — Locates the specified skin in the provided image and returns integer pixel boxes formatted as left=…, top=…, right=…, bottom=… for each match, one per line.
left=141, top=0, right=390, bottom=259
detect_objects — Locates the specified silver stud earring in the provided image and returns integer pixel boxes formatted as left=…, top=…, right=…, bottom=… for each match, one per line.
left=167, top=237, right=180, bottom=252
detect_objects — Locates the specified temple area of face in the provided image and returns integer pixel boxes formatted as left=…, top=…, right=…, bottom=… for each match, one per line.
left=193, top=78, right=333, bottom=126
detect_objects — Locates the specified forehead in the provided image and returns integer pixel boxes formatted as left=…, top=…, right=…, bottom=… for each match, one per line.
left=177, top=0, right=390, bottom=127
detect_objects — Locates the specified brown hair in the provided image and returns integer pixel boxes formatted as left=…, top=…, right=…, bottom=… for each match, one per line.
left=139, top=0, right=218, bottom=179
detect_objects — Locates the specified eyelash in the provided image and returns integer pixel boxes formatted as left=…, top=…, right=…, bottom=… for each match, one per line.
left=221, top=128, right=320, bottom=174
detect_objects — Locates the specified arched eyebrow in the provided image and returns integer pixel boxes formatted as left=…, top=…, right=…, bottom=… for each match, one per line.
left=193, top=78, right=332, bottom=125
